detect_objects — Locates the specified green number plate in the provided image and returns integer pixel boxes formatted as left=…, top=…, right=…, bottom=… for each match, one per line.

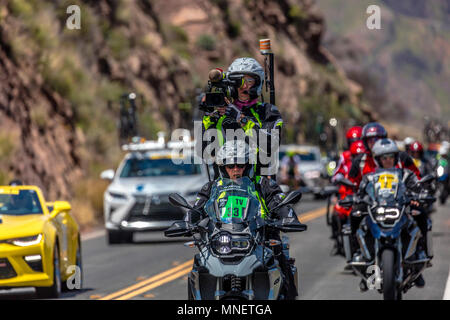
left=221, top=196, right=248, bottom=219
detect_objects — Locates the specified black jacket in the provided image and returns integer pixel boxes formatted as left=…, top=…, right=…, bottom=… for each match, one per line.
left=184, top=177, right=297, bottom=224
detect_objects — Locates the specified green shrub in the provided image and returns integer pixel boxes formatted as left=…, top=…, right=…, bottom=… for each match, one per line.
left=196, top=34, right=216, bottom=51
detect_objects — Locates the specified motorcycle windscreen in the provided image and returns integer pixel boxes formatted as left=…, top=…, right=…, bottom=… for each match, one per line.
left=204, top=177, right=261, bottom=224
left=371, top=170, right=404, bottom=206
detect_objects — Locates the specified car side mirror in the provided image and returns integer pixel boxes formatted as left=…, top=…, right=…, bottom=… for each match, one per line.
left=50, top=201, right=71, bottom=218
left=100, top=169, right=115, bottom=181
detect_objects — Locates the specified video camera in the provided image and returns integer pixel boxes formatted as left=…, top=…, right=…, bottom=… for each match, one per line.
left=200, top=69, right=243, bottom=112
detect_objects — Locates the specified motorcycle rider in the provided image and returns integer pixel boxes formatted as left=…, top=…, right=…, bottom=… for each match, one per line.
left=403, top=136, right=415, bottom=153
left=331, top=126, right=363, bottom=184
left=354, top=138, right=431, bottom=287
left=279, top=152, right=301, bottom=189
left=199, top=57, right=283, bottom=178
left=408, top=141, right=434, bottom=177
left=185, top=140, right=305, bottom=299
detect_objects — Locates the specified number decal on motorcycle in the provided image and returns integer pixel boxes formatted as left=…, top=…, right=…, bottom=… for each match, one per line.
left=221, top=196, right=248, bottom=220
left=377, top=173, right=398, bottom=190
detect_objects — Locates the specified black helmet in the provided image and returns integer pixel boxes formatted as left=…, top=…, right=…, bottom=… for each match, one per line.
left=362, top=122, right=387, bottom=149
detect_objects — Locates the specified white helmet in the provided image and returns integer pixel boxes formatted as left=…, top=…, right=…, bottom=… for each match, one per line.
left=227, top=57, right=264, bottom=97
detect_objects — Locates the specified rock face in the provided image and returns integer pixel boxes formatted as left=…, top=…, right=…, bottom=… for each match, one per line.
left=0, top=28, right=82, bottom=199
left=0, top=0, right=372, bottom=216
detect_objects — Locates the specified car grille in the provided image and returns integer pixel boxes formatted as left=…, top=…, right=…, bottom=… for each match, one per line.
left=0, top=258, right=17, bottom=279
left=128, top=194, right=184, bottom=221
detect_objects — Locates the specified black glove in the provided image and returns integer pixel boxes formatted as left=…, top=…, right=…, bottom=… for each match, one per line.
left=225, top=103, right=241, bottom=122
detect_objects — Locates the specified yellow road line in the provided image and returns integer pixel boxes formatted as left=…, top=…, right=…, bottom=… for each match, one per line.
left=101, top=206, right=327, bottom=300
left=99, top=259, right=194, bottom=300
left=298, top=206, right=327, bottom=222
left=116, top=267, right=192, bottom=300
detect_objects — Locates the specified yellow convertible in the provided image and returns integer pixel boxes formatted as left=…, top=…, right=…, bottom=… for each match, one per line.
left=0, top=185, right=82, bottom=298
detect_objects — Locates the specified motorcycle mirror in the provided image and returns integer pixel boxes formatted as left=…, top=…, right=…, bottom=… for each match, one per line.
left=340, top=178, right=356, bottom=189
left=418, top=174, right=435, bottom=185
left=169, top=193, right=193, bottom=210
left=338, top=195, right=354, bottom=208
left=270, top=190, right=302, bottom=213
left=271, top=218, right=307, bottom=233
left=164, top=221, right=192, bottom=237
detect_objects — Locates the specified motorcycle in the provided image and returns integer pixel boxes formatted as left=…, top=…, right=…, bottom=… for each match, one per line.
left=436, top=157, right=449, bottom=204
left=322, top=178, right=356, bottom=257
left=164, top=177, right=307, bottom=300
left=339, top=171, right=435, bottom=300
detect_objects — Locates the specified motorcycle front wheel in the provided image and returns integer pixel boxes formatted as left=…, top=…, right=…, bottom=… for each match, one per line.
left=381, top=249, right=401, bottom=300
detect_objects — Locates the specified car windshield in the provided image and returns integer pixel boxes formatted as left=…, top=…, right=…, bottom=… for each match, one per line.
left=0, top=189, right=43, bottom=215
left=120, top=158, right=202, bottom=178
left=280, top=151, right=317, bottom=161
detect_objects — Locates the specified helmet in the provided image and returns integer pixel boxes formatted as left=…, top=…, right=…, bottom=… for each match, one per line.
left=361, top=122, right=387, bottom=149
left=216, top=140, right=255, bottom=178
left=227, top=57, right=264, bottom=99
left=9, top=179, right=23, bottom=186
left=410, top=141, right=424, bottom=155
left=403, top=137, right=415, bottom=151
left=346, top=126, right=363, bottom=146
left=349, top=140, right=366, bottom=156
left=372, top=138, right=399, bottom=167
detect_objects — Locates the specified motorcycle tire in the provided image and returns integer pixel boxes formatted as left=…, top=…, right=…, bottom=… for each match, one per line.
left=381, top=249, right=399, bottom=300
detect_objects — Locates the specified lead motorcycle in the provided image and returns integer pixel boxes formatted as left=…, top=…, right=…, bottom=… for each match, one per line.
left=165, top=177, right=307, bottom=300
left=339, top=171, right=435, bottom=300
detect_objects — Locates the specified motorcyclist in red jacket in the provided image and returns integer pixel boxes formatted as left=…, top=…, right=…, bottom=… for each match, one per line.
left=331, top=126, right=363, bottom=185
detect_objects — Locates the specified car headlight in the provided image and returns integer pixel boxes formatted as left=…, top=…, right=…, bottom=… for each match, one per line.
left=1, top=234, right=43, bottom=247
left=108, top=191, right=127, bottom=200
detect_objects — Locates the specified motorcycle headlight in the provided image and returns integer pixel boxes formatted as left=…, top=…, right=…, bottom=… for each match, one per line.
left=215, top=234, right=232, bottom=255
left=1, top=234, right=43, bottom=247
left=437, top=166, right=444, bottom=177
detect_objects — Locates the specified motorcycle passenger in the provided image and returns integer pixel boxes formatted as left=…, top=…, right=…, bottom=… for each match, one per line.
left=279, top=152, right=301, bottom=189
left=185, top=140, right=305, bottom=299
left=354, top=138, right=431, bottom=287
left=200, top=57, right=283, bottom=178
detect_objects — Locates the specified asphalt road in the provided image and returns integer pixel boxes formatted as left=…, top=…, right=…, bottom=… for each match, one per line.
left=2, top=194, right=450, bottom=300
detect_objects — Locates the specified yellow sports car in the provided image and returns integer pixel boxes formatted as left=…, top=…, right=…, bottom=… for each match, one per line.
left=0, top=185, right=82, bottom=298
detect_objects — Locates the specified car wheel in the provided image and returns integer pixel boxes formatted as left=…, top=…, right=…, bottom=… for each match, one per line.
left=35, top=243, right=62, bottom=299
left=107, top=230, right=133, bottom=244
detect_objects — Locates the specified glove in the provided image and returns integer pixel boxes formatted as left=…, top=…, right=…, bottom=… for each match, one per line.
left=225, top=103, right=241, bottom=122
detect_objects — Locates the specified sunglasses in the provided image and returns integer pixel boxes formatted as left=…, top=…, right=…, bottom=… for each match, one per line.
left=240, top=77, right=256, bottom=87
left=225, top=163, right=246, bottom=169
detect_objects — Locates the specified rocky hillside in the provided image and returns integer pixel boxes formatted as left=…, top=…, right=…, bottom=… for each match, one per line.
left=0, top=0, right=373, bottom=229
left=315, top=0, right=450, bottom=135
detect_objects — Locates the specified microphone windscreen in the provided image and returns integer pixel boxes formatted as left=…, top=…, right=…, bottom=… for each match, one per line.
left=209, top=69, right=223, bottom=82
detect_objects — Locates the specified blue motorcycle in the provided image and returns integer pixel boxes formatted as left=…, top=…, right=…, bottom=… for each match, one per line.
left=340, top=170, right=435, bottom=300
